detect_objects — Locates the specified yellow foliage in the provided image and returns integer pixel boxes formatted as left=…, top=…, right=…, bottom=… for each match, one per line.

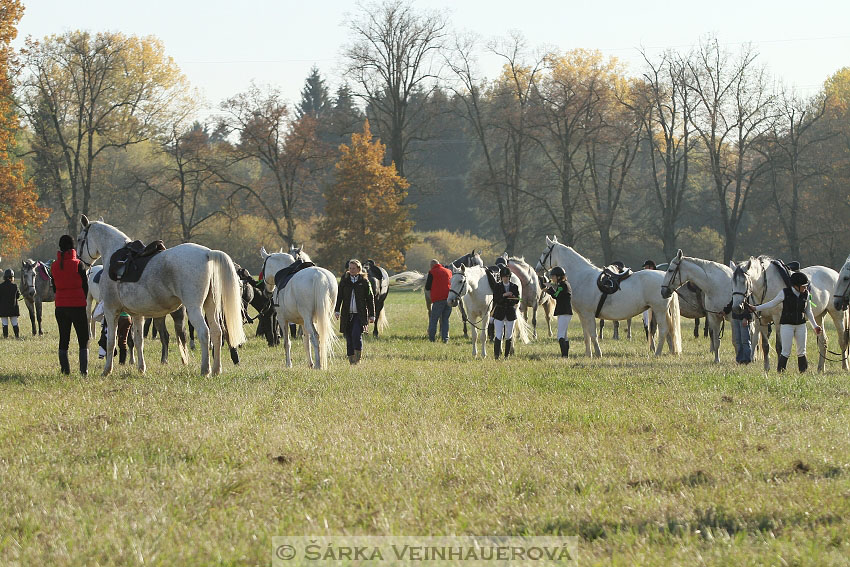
left=405, top=230, right=498, bottom=272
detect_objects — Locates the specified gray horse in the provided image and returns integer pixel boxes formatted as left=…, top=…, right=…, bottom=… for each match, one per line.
left=20, top=259, right=55, bottom=335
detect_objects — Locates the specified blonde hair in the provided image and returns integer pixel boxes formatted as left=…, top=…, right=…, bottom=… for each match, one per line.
left=348, top=259, right=363, bottom=272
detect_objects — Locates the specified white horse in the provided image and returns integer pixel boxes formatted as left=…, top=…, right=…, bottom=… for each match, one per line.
left=661, top=250, right=733, bottom=363
left=259, top=248, right=338, bottom=369
left=535, top=236, right=682, bottom=357
left=76, top=215, right=246, bottom=376
left=501, top=255, right=543, bottom=338
left=730, top=257, right=849, bottom=372
left=447, top=264, right=531, bottom=358
left=20, top=259, right=55, bottom=336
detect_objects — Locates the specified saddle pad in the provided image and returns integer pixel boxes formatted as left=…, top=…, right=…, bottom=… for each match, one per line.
left=93, top=269, right=103, bottom=284
left=36, top=262, right=51, bottom=282
left=273, top=260, right=315, bottom=292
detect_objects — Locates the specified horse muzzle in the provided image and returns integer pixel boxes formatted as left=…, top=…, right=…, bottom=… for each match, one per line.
left=660, top=285, right=672, bottom=299
left=834, top=297, right=848, bottom=312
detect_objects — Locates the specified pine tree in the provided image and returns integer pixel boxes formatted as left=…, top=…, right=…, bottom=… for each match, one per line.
left=316, top=121, right=414, bottom=271
left=325, top=83, right=363, bottom=143
left=296, top=66, right=330, bottom=120
left=0, top=0, right=47, bottom=256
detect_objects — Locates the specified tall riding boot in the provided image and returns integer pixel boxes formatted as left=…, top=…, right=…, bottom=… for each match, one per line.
left=504, top=339, right=513, bottom=359
left=354, top=350, right=362, bottom=364
left=559, top=338, right=569, bottom=358
left=79, top=348, right=88, bottom=376
left=119, top=346, right=127, bottom=365
left=230, top=347, right=240, bottom=365
left=777, top=355, right=789, bottom=373
left=13, top=325, right=19, bottom=338
left=494, top=338, right=502, bottom=359
left=349, top=354, right=356, bottom=365
left=488, top=322, right=495, bottom=341
left=798, top=355, right=808, bottom=373
left=2, top=325, right=7, bottom=338
left=58, top=349, right=70, bottom=374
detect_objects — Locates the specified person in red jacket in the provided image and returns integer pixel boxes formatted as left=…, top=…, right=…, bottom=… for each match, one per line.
left=51, top=235, right=89, bottom=375
left=426, top=259, right=453, bottom=343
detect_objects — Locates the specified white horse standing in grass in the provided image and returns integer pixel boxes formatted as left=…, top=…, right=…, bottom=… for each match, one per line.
left=661, top=250, right=733, bottom=363
left=536, top=236, right=682, bottom=357
left=447, top=264, right=531, bottom=358
left=259, top=248, right=338, bottom=369
left=730, top=257, right=849, bottom=372
left=76, top=215, right=246, bottom=376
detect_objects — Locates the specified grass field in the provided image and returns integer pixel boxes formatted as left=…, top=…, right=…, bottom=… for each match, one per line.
left=2, top=290, right=850, bottom=566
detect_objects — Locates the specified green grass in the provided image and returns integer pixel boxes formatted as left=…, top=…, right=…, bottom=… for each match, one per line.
left=2, top=291, right=850, bottom=565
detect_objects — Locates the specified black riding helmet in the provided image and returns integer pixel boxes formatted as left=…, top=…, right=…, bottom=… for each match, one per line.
left=495, top=257, right=507, bottom=266
left=3, top=268, right=12, bottom=280
left=549, top=266, right=566, bottom=279
left=499, top=266, right=511, bottom=278
left=790, top=271, right=809, bottom=287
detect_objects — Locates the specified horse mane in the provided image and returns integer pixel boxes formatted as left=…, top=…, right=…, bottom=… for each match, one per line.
left=558, top=244, right=600, bottom=269
left=682, top=255, right=733, bottom=276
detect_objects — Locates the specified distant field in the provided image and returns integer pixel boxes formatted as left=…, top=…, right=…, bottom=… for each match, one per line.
left=1, top=291, right=849, bottom=566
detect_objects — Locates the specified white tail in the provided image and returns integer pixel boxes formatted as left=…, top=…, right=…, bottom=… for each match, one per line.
left=210, top=251, right=247, bottom=347
left=514, top=308, right=532, bottom=344
left=313, top=271, right=339, bottom=369
left=377, top=307, right=389, bottom=333
left=666, top=293, right=682, bottom=354
left=387, top=271, right=427, bottom=290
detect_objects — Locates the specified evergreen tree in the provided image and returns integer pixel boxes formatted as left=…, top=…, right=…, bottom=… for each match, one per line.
left=296, top=66, right=330, bottom=120
left=316, top=121, right=413, bottom=271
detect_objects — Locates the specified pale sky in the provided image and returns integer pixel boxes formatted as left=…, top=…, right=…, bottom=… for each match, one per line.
left=14, top=0, right=850, bottom=113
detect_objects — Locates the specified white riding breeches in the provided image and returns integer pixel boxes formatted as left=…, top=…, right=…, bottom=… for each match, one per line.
left=494, top=319, right=515, bottom=340
left=780, top=323, right=807, bottom=357
left=1, top=316, right=18, bottom=326
left=556, top=315, right=571, bottom=340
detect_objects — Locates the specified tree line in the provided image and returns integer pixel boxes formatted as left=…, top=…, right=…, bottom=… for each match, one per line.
left=2, top=0, right=849, bottom=272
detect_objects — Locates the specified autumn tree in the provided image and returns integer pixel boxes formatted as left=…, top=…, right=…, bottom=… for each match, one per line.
left=0, top=0, right=46, bottom=256
left=17, top=31, right=189, bottom=234
left=316, top=120, right=413, bottom=271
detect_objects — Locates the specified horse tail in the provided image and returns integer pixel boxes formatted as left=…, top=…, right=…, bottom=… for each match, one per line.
left=377, top=302, right=389, bottom=333
left=387, top=271, right=426, bottom=290
left=210, top=250, right=247, bottom=347
left=514, top=308, right=532, bottom=344
left=667, top=293, right=682, bottom=354
left=313, top=270, right=339, bottom=369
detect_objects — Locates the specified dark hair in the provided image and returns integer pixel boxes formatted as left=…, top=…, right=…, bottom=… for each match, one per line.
left=499, top=266, right=511, bottom=278
left=59, top=234, right=74, bottom=269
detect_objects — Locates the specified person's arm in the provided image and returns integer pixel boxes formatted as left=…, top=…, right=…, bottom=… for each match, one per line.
left=424, top=273, right=433, bottom=291
left=366, top=280, right=375, bottom=320
left=752, top=290, right=785, bottom=312
left=334, top=279, right=344, bottom=314
left=805, top=298, right=820, bottom=330
left=79, top=263, right=89, bottom=297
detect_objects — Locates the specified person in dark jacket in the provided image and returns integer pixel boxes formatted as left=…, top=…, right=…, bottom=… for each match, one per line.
left=51, top=235, right=90, bottom=375
left=748, top=271, right=821, bottom=372
left=0, top=268, right=22, bottom=338
left=492, top=266, right=521, bottom=359
left=334, top=259, right=375, bottom=364
left=545, top=266, right=573, bottom=358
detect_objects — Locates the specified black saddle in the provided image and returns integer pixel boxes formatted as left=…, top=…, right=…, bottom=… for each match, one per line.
left=273, top=260, right=315, bottom=292
left=771, top=259, right=798, bottom=289
left=93, top=269, right=103, bottom=284
left=597, top=265, right=633, bottom=295
left=108, top=240, right=166, bottom=283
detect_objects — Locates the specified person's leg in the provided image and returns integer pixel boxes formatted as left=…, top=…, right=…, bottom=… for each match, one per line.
left=10, top=316, right=19, bottom=338
left=795, top=324, right=808, bottom=372
left=778, top=324, right=793, bottom=372
left=1, top=317, right=7, bottom=338
left=557, top=314, right=571, bottom=357
left=427, top=302, right=441, bottom=342
left=55, top=307, right=72, bottom=374
left=493, top=319, right=504, bottom=359
left=117, top=315, right=132, bottom=364
left=731, top=318, right=743, bottom=362
left=71, top=308, right=89, bottom=375
left=740, top=319, right=753, bottom=363
left=504, top=320, right=515, bottom=358
left=440, top=301, right=452, bottom=343
left=345, top=321, right=355, bottom=362
left=351, top=313, right=363, bottom=363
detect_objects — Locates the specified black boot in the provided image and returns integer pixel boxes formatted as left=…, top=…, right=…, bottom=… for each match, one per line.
left=79, top=348, right=88, bottom=376
left=488, top=322, right=495, bottom=341
left=13, top=325, right=19, bottom=338
left=777, top=355, right=789, bottom=373
left=494, top=338, right=502, bottom=359
left=559, top=338, right=569, bottom=358
left=2, top=325, right=7, bottom=338
left=798, top=355, right=808, bottom=373
left=58, top=349, right=70, bottom=374
left=354, top=350, right=362, bottom=364
left=504, top=339, right=513, bottom=359
left=119, top=346, right=127, bottom=365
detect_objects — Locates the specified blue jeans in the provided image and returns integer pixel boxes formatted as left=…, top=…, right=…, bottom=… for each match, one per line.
left=731, top=317, right=752, bottom=363
left=345, top=313, right=364, bottom=356
left=428, top=300, right=452, bottom=342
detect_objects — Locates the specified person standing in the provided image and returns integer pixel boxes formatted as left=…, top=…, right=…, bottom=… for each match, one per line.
left=426, top=259, right=453, bottom=343
left=0, top=269, right=21, bottom=338
left=545, top=266, right=573, bottom=358
left=748, top=271, right=822, bottom=372
left=492, top=266, right=521, bottom=359
left=334, top=259, right=375, bottom=364
left=52, top=235, right=89, bottom=375
left=723, top=299, right=755, bottom=364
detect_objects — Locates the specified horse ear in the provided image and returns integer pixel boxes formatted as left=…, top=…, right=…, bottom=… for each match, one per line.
left=278, top=247, right=284, bottom=254
left=677, top=249, right=683, bottom=259
left=81, top=214, right=89, bottom=227
left=460, top=264, right=466, bottom=273
left=553, top=235, right=559, bottom=243
left=729, top=261, right=735, bottom=269
left=260, top=247, right=268, bottom=258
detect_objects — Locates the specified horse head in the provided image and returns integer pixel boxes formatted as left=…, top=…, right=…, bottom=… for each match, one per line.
left=834, top=256, right=850, bottom=311
left=661, top=249, right=684, bottom=299
left=448, top=266, right=468, bottom=308
left=730, top=259, right=755, bottom=315
left=20, top=259, right=37, bottom=300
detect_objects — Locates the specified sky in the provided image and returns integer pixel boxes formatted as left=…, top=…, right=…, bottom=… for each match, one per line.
left=13, top=0, right=850, bottom=114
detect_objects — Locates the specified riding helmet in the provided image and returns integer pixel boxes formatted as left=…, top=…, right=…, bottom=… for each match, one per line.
left=495, top=257, right=507, bottom=266
left=642, top=259, right=656, bottom=269
left=499, top=266, right=511, bottom=278
left=3, top=269, right=12, bottom=280
left=790, top=271, right=809, bottom=287
left=549, top=266, right=566, bottom=279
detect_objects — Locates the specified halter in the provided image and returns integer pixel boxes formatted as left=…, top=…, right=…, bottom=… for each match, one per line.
left=538, top=242, right=556, bottom=271
left=447, top=272, right=468, bottom=304
left=77, top=225, right=95, bottom=268
left=19, top=263, right=36, bottom=298
left=662, top=257, right=687, bottom=295
left=833, top=272, right=850, bottom=309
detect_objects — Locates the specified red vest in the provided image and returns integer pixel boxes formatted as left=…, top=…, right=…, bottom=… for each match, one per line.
left=53, top=250, right=87, bottom=307
left=428, top=264, right=452, bottom=302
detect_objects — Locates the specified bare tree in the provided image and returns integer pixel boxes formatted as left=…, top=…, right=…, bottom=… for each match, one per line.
left=343, top=0, right=447, bottom=179
left=686, top=37, right=775, bottom=263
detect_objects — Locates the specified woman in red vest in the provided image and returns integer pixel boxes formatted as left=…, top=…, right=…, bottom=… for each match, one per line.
left=51, top=235, right=89, bottom=375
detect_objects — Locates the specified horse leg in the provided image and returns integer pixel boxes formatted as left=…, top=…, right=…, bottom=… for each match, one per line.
left=627, top=317, right=632, bottom=340
left=459, top=301, right=469, bottom=338
left=186, top=307, right=210, bottom=376
left=282, top=319, right=293, bottom=368
left=36, top=298, right=43, bottom=335
left=693, top=318, right=700, bottom=338
left=832, top=310, right=850, bottom=371
left=656, top=315, right=670, bottom=356
left=171, top=308, right=189, bottom=365
left=155, top=317, right=169, bottom=364
left=303, top=319, right=318, bottom=369
left=531, top=303, right=538, bottom=339
left=26, top=299, right=36, bottom=335
left=712, top=316, right=721, bottom=363
left=762, top=323, right=772, bottom=372
left=132, top=318, right=146, bottom=374
left=102, top=311, right=119, bottom=376
left=814, top=313, right=827, bottom=373
left=204, top=298, right=223, bottom=376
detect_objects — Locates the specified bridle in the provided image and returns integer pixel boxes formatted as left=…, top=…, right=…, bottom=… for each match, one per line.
left=447, top=272, right=468, bottom=305
left=538, top=242, right=556, bottom=272
left=662, top=258, right=687, bottom=296
left=77, top=225, right=95, bottom=268
left=833, top=272, right=850, bottom=309
left=20, top=263, right=36, bottom=299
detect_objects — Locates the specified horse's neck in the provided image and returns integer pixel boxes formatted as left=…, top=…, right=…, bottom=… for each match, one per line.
left=554, top=246, right=598, bottom=277
left=684, top=259, right=730, bottom=293
left=97, top=225, right=132, bottom=262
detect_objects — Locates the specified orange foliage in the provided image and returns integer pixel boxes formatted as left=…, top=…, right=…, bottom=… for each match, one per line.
left=316, top=121, right=414, bottom=271
left=0, top=0, right=47, bottom=257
